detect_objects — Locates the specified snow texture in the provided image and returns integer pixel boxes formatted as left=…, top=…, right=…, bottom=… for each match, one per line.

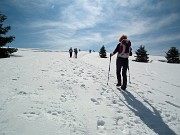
left=0, top=49, right=180, bottom=135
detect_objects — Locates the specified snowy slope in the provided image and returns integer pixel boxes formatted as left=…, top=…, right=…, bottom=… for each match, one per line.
left=0, top=49, right=180, bottom=135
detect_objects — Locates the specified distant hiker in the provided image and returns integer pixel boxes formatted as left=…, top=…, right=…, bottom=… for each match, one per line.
left=89, top=50, right=91, bottom=53
left=69, top=47, right=73, bottom=58
left=74, top=48, right=78, bottom=58
left=110, top=35, right=132, bottom=90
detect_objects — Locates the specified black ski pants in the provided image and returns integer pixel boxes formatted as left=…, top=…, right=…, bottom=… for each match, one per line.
left=116, top=57, right=128, bottom=87
left=70, top=52, right=72, bottom=58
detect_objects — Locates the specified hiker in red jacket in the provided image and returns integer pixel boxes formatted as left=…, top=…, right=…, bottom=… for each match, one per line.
left=110, top=35, right=132, bottom=90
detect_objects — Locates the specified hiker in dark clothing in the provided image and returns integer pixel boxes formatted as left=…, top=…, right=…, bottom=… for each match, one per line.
left=110, top=35, right=132, bottom=90
left=69, top=47, right=73, bottom=58
left=74, top=48, right=78, bottom=58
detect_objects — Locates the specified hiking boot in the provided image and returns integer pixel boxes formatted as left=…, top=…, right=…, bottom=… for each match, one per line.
left=121, top=86, right=126, bottom=91
left=116, top=83, right=121, bottom=87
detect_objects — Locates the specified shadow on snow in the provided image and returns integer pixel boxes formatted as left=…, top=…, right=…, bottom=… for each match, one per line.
left=120, top=90, right=176, bottom=135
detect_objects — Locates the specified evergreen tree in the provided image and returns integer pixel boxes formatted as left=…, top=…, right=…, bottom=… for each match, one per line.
left=165, top=47, right=179, bottom=63
left=135, top=45, right=149, bottom=62
left=0, top=13, right=17, bottom=58
left=99, top=45, right=107, bottom=58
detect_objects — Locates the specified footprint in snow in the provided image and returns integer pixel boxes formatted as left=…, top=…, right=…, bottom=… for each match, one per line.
left=18, top=91, right=27, bottom=95
left=166, top=94, right=173, bottom=98
left=114, top=116, right=123, bottom=125
left=148, top=91, right=153, bottom=94
left=102, top=87, right=106, bottom=91
left=22, top=111, right=40, bottom=120
left=47, top=111, right=59, bottom=116
left=38, top=86, right=44, bottom=91
left=97, top=119, right=106, bottom=133
left=41, top=69, right=48, bottom=72
left=60, top=95, right=67, bottom=102
left=91, top=98, right=100, bottom=105
left=81, top=84, right=86, bottom=88
left=12, top=78, right=18, bottom=81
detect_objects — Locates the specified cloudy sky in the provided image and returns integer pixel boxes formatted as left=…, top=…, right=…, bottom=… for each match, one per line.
left=0, top=0, right=180, bottom=55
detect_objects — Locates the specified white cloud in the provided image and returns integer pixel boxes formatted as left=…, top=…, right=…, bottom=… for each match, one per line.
left=36, top=32, right=103, bottom=50
left=155, top=13, right=179, bottom=29
left=133, top=33, right=180, bottom=46
left=2, top=0, right=179, bottom=54
left=60, top=0, right=103, bottom=30
left=23, top=0, right=106, bottom=50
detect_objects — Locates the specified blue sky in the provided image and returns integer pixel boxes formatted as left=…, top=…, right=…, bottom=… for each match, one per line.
left=0, top=0, right=180, bottom=55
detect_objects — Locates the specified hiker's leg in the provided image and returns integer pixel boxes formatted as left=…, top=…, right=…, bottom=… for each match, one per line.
left=122, top=58, right=128, bottom=88
left=116, top=58, right=122, bottom=85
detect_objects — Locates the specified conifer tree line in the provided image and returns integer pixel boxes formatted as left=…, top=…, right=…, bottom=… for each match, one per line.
left=99, top=45, right=179, bottom=64
left=0, top=12, right=17, bottom=58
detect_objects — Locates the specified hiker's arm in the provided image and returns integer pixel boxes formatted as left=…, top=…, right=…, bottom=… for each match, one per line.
left=110, top=43, right=119, bottom=57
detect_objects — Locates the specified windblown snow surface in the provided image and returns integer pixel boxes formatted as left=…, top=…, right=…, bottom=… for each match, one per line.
left=0, top=49, right=180, bottom=135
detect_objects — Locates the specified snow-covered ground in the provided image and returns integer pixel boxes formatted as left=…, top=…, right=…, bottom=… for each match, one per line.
left=0, top=49, right=180, bottom=135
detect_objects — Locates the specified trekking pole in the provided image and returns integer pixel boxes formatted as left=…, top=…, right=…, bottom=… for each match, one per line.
left=107, top=55, right=112, bottom=85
